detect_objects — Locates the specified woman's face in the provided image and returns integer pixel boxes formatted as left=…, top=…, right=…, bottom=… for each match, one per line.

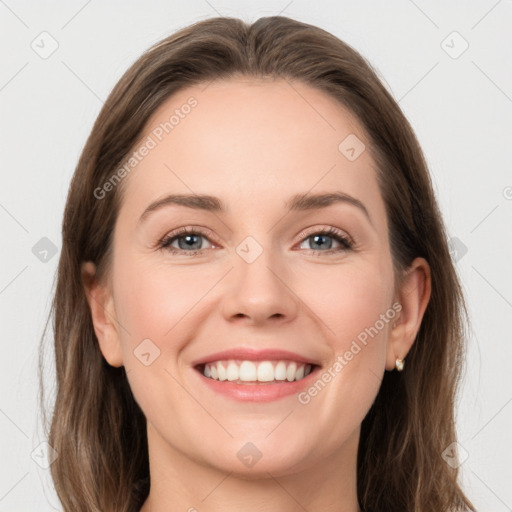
left=88, top=77, right=412, bottom=477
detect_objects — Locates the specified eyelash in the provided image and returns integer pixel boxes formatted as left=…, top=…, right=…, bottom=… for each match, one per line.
left=158, top=226, right=354, bottom=256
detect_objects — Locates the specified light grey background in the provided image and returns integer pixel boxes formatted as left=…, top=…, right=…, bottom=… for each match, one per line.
left=1, top=1, right=511, bottom=510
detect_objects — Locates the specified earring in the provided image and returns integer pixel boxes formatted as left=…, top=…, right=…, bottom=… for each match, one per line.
left=395, top=358, right=404, bottom=372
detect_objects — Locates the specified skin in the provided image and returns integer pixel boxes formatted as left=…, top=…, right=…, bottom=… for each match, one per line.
left=82, top=77, right=431, bottom=512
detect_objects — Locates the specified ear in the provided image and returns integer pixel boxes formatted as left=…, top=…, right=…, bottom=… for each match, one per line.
left=385, top=257, right=431, bottom=371
left=81, top=261, right=123, bottom=367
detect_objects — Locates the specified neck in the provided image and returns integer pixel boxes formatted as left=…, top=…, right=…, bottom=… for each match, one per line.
left=139, top=422, right=361, bottom=512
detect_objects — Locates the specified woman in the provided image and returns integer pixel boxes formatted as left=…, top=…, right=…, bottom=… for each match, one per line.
left=41, top=15, right=475, bottom=512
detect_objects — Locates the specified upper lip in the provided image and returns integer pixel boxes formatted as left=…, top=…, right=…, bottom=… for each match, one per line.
left=191, top=347, right=321, bottom=367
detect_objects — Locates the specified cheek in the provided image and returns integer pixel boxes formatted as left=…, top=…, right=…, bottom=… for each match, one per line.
left=290, top=261, right=395, bottom=451
left=113, top=257, right=208, bottom=342
left=111, top=258, right=206, bottom=422
left=305, top=261, right=395, bottom=353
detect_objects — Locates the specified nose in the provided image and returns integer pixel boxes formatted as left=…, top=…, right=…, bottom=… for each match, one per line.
left=221, top=245, right=299, bottom=326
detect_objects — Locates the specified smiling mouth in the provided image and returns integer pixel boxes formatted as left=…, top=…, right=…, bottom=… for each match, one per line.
left=195, top=359, right=319, bottom=384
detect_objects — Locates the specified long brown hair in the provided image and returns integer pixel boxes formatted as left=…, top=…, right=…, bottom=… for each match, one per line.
left=39, top=15, right=475, bottom=512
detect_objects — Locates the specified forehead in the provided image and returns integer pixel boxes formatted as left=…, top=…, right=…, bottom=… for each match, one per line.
left=118, top=77, right=386, bottom=228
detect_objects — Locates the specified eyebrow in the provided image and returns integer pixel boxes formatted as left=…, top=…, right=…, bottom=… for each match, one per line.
left=138, top=191, right=372, bottom=224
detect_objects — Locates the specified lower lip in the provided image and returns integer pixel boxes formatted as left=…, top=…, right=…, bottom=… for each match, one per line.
left=194, top=366, right=320, bottom=402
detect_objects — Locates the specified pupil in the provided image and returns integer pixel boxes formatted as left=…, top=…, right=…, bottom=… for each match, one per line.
left=180, top=235, right=201, bottom=250
left=311, top=234, right=332, bottom=250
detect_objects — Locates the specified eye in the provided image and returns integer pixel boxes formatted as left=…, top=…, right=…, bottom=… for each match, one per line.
left=297, top=227, right=353, bottom=253
left=159, top=227, right=215, bottom=255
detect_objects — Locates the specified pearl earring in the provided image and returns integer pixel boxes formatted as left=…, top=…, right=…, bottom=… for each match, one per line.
left=395, top=358, right=404, bottom=371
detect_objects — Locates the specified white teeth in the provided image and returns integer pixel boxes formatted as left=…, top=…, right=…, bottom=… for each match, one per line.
left=217, top=363, right=227, bottom=381
left=274, top=361, right=287, bottom=380
left=226, top=361, right=239, bottom=381
left=239, top=361, right=257, bottom=381
left=286, top=362, right=297, bottom=382
left=257, top=361, right=274, bottom=382
left=202, top=359, right=314, bottom=383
